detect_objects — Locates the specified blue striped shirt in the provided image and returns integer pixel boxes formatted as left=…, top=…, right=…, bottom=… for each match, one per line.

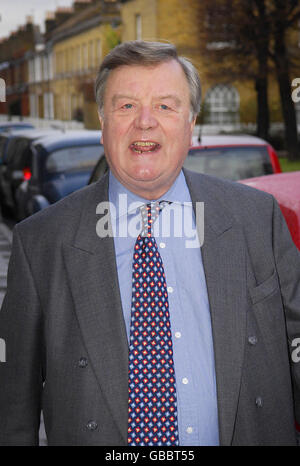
left=109, top=170, right=219, bottom=445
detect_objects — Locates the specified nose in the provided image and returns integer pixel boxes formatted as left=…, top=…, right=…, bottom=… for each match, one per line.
left=134, top=105, right=158, bottom=130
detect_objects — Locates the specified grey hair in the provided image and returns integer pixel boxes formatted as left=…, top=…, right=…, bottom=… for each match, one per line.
left=95, top=40, right=201, bottom=121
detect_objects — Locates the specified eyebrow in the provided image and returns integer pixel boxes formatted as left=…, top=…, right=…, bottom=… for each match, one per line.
left=156, top=95, right=182, bottom=107
left=112, top=94, right=138, bottom=106
left=111, top=93, right=182, bottom=107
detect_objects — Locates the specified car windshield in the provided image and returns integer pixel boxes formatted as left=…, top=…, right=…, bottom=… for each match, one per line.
left=46, top=145, right=101, bottom=173
left=184, top=146, right=273, bottom=181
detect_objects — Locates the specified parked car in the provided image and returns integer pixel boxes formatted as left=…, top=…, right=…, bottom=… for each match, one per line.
left=188, top=135, right=281, bottom=180
left=0, top=121, right=35, bottom=133
left=239, top=171, right=300, bottom=250
left=88, top=134, right=282, bottom=185
left=15, top=130, right=103, bottom=220
left=0, top=128, right=62, bottom=213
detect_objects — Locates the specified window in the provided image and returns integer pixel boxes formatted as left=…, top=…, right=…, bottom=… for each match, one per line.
left=135, top=14, right=142, bottom=40
left=29, top=94, right=38, bottom=117
left=82, top=44, right=88, bottom=71
left=96, top=39, right=102, bottom=65
left=204, top=84, right=240, bottom=125
left=184, top=146, right=273, bottom=181
left=29, top=59, right=35, bottom=83
left=89, top=41, right=94, bottom=68
left=76, top=45, right=81, bottom=71
left=43, top=55, right=48, bottom=80
left=34, top=56, right=42, bottom=82
left=46, top=145, right=102, bottom=174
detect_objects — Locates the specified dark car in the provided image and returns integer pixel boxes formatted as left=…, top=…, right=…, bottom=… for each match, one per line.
left=0, top=128, right=61, bottom=213
left=88, top=134, right=282, bottom=185
left=0, top=121, right=35, bottom=133
left=239, top=171, right=300, bottom=250
left=15, top=130, right=103, bottom=220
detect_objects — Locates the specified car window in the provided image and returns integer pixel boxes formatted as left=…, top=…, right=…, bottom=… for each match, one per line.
left=9, top=138, right=32, bottom=169
left=45, top=145, right=102, bottom=174
left=6, top=138, right=21, bottom=165
left=184, top=146, right=273, bottom=181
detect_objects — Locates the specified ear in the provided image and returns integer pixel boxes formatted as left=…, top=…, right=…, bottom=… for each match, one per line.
left=98, top=111, right=104, bottom=144
left=189, top=117, right=197, bottom=146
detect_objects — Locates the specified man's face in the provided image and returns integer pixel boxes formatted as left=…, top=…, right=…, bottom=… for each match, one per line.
left=99, top=59, right=196, bottom=199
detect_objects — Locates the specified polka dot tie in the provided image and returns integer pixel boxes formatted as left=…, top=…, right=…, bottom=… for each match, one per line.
left=127, top=202, right=179, bottom=446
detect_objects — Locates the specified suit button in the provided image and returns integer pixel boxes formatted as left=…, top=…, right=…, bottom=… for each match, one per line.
left=255, top=397, right=263, bottom=408
left=78, top=357, right=88, bottom=368
left=86, top=420, right=98, bottom=431
left=248, top=335, right=257, bottom=345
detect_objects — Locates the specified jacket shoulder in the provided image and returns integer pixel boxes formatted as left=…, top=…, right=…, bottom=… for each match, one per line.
left=14, top=177, right=107, bottom=242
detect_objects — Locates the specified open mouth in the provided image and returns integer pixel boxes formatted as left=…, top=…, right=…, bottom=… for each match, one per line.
left=130, top=141, right=161, bottom=154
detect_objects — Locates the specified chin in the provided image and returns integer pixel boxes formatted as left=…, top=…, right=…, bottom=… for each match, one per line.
left=129, top=167, right=162, bottom=182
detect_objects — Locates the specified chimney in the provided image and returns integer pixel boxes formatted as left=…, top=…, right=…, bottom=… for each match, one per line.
left=45, top=11, right=56, bottom=34
left=73, top=0, right=92, bottom=13
left=54, top=7, right=74, bottom=26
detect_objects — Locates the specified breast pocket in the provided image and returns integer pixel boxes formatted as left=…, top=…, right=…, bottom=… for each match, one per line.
left=248, top=269, right=280, bottom=305
left=247, top=269, right=287, bottom=349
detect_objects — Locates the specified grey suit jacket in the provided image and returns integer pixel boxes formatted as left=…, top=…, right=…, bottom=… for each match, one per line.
left=0, top=169, right=300, bottom=446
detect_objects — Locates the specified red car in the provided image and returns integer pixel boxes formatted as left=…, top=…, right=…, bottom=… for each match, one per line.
left=188, top=135, right=281, bottom=181
left=239, top=171, right=300, bottom=250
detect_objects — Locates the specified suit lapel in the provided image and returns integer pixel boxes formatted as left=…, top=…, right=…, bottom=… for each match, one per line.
left=62, top=174, right=129, bottom=443
left=184, top=170, right=247, bottom=445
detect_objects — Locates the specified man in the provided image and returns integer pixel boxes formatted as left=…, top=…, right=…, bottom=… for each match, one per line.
left=0, top=40, right=300, bottom=446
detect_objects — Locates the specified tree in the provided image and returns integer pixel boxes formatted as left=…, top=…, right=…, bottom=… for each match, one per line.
left=269, top=0, right=300, bottom=160
left=198, top=0, right=300, bottom=160
left=198, top=0, right=271, bottom=140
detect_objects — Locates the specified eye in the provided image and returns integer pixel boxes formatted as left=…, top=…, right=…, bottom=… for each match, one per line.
left=122, top=103, right=133, bottom=109
left=159, top=104, right=169, bottom=110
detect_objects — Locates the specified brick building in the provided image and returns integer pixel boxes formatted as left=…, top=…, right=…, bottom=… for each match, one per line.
left=0, top=17, right=41, bottom=118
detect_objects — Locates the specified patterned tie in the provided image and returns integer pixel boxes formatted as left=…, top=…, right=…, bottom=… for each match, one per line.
left=127, top=201, right=179, bottom=446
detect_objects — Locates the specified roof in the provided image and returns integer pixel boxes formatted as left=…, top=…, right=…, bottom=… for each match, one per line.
left=32, top=130, right=102, bottom=152
left=4, top=128, right=62, bottom=140
left=0, top=122, right=34, bottom=130
left=191, top=134, right=270, bottom=147
left=239, top=172, right=300, bottom=249
left=50, top=1, right=120, bottom=43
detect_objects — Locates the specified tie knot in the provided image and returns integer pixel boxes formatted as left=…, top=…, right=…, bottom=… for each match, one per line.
left=140, top=201, right=170, bottom=237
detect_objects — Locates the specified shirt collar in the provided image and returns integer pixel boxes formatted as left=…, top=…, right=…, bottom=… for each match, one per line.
left=108, top=169, right=192, bottom=220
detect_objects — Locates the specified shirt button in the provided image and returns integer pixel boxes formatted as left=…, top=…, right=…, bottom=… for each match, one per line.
left=167, top=286, right=173, bottom=293
left=160, top=242, right=166, bottom=248
left=182, top=377, right=189, bottom=385
left=86, top=420, right=98, bottom=431
left=175, top=331, right=181, bottom=339
left=186, top=426, right=193, bottom=434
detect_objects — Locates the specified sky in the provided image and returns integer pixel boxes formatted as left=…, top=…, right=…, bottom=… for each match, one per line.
left=0, top=0, right=74, bottom=39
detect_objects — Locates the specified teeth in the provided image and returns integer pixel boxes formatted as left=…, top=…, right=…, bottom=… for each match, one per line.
left=132, top=141, right=157, bottom=147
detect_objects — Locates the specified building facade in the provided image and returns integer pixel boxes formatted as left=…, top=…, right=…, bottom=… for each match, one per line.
left=121, top=0, right=300, bottom=133
left=50, top=0, right=120, bottom=128
left=0, top=18, right=41, bottom=118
